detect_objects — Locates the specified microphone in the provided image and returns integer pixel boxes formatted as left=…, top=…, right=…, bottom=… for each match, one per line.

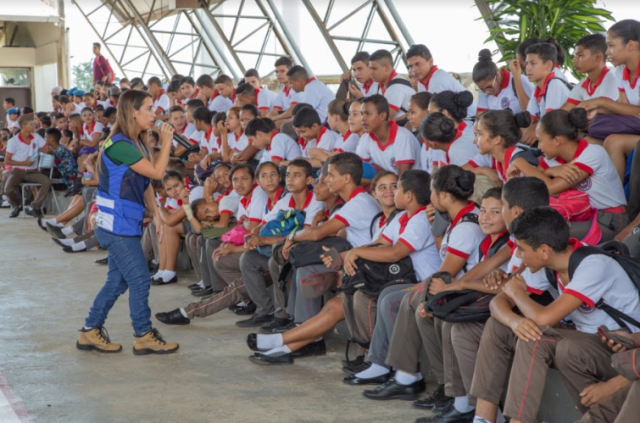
left=155, top=120, right=194, bottom=150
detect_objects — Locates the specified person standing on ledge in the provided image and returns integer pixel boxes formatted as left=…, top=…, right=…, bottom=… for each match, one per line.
left=77, top=89, right=179, bottom=356
left=92, top=42, right=114, bottom=85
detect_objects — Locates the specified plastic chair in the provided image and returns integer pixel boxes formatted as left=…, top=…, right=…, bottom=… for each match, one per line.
left=21, top=153, right=63, bottom=217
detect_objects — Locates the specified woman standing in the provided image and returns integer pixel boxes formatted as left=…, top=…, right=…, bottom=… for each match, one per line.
left=77, top=89, right=179, bottom=355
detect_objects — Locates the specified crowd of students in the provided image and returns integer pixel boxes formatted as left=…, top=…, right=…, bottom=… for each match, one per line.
left=2, top=19, right=640, bottom=423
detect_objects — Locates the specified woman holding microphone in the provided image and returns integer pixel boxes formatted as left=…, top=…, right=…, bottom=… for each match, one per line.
left=77, top=89, right=179, bottom=355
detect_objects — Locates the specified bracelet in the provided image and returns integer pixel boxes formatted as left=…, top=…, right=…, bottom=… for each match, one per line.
left=183, top=204, right=194, bottom=220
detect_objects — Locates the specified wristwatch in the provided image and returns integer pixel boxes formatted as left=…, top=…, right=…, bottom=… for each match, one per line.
left=288, top=231, right=296, bottom=242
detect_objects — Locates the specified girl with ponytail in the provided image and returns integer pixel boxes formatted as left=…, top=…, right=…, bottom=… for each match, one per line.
left=409, top=92, right=446, bottom=174
left=326, top=98, right=361, bottom=155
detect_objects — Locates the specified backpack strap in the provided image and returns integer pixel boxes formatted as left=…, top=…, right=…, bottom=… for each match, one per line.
left=386, top=78, right=413, bottom=112
left=542, top=78, right=575, bottom=102
left=369, top=211, right=385, bottom=239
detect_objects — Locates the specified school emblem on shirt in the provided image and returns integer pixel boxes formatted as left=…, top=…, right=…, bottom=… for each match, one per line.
left=501, top=97, right=511, bottom=109
left=576, top=177, right=592, bottom=192
left=578, top=303, right=596, bottom=314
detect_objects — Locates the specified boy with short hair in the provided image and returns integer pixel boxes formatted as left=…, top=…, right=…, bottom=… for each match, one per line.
left=147, top=76, right=170, bottom=120
left=103, top=107, right=117, bottom=129
left=83, top=92, right=98, bottom=111
left=269, top=57, right=303, bottom=124
left=342, top=51, right=378, bottom=99
left=179, top=76, right=200, bottom=107
left=44, top=127, right=78, bottom=189
left=196, top=74, right=220, bottom=111
left=54, top=113, right=68, bottom=131
left=244, top=68, right=263, bottom=89
left=292, top=106, right=342, bottom=168
left=4, top=97, right=16, bottom=128
left=369, top=49, right=415, bottom=121
left=211, top=74, right=235, bottom=113
left=245, top=117, right=302, bottom=166
left=235, top=82, right=277, bottom=117
left=525, top=43, right=571, bottom=120
left=286, top=65, right=334, bottom=123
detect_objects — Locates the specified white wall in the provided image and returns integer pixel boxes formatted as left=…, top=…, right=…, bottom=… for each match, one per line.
left=33, top=63, right=58, bottom=111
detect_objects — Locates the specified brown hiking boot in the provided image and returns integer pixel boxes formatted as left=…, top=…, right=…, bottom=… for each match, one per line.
left=76, top=327, right=123, bottom=353
left=133, top=328, right=179, bottom=355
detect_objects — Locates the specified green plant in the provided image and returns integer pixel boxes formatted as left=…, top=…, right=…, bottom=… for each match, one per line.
left=72, top=61, right=93, bottom=91
left=479, top=0, right=614, bottom=78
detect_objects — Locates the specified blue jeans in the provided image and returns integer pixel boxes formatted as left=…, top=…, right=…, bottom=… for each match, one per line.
left=85, top=228, right=152, bottom=336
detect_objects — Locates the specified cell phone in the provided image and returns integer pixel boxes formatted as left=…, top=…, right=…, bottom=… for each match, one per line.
left=597, top=325, right=636, bottom=349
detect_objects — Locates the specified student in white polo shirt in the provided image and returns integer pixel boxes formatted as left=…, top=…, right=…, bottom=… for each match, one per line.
left=473, top=49, right=534, bottom=115
left=235, top=82, right=277, bottom=117
left=230, top=104, right=262, bottom=164
left=269, top=57, right=304, bottom=125
left=357, top=95, right=419, bottom=175
left=408, top=92, right=446, bottom=174
left=292, top=107, right=341, bottom=168
left=209, top=74, right=235, bottom=114
left=147, top=77, right=170, bottom=121
left=517, top=37, right=570, bottom=83
left=328, top=99, right=360, bottom=154
left=339, top=51, right=379, bottom=100
left=525, top=43, right=571, bottom=120
left=369, top=49, right=414, bottom=121
left=287, top=66, right=334, bottom=123
left=168, top=105, right=195, bottom=144
left=178, top=76, right=201, bottom=108
left=195, top=74, right=220, bottom=111
left=174, top=99, right=204, bottom=157
left=244, top=117, right=302, bottom=166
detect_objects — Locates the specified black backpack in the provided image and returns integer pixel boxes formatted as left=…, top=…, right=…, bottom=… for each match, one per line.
left=369, top=209, right=401, bottom=239
left=545, top=241, right=640, bottom=331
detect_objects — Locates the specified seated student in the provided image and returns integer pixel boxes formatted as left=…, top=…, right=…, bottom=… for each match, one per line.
left=174, top=99, right=204, bottom=157
left=147, top=77, right=170, bottom=120
left=184, top=106, right=216, bottom=167
left=210, top=74, right=236, bottom=113
left=292, top=106, right=342, bottom=169
left=507, top=108, right=628, bottom=241
left=496, top=207, right=639, bottom=423
left=357, top=94, right=419, bottom=174
left=178, top=76, right=201, bottom=108
left=517, top=37, right=569, bottom=83
left=4, top=97, right=16, bottom=124
left=78, top=108, right=103, bottom=160
left=368, top=49, right=414, bottom=121
left=474, top=49, right=535, bottom=115
left=230, top=104, right=262, bottom=164
left=409, top=92, right=445, bottom=174
left=6, top=108, right=20, bottom=132
left=269, top=57, right=304, bottom=126
left=247, top=170, right=398, bottom=364
left=43, top=128, right=78, bottom=190
left=199, top=112, right=228, bottom=169
left=245, top=117, right=301, bottom=166
left=235, top=82, right=277, bottom=117
left=194, top=74, right=218, bottom=111
left=216, top=106, right=244, bottom=163
left=53, top=113, right=68, bottom=132
left=103, top=107, right=117, bottom=130
left=324, top=99, right=360, bottom=156
left=407, top=44, right=478, bottom=118
left=337, top=52, right=379, bottom=101
left=286, top=65, right=334, bottom=123
left=166, top=80, right=184, bottom=108
left=168, top=105, right=194, bottom=142
left=102, top=86, right=121, bottom=109
left=466, top=110, right=537, bottom=184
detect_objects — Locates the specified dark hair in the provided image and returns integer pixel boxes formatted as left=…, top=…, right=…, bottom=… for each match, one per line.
left=213, top=112, right=227, bottom=126
left=472, top=49, right=498, bottom=83
left=162, top=170, right=184, bottom=185
left=54, top=113, right=65, bottom=121
left=36, top=128, right=45, bottom=138
left=420, top=112, right=456, bottom=144
left=481, top=187, right=502, bottom=202
left=369, top=49, right=393, bottom=65
left=95, top=105, right=105, bottom=112
left=510, top=207, right=569, bottom=252
left=40, top=116, right=52, bottom=127
left=517, top=37, right=543, bottom=58
left=93, top=42, right=101, bottom=49
left=36, top=111, right=48, bottom=119
left=22, top=106, right=33, bottom=114
left=327, top=152, right=363, bottom=186
left=609, top=19, right=640, bottom=46
left=351, top=51, right=371, bottom=65
left=328, top=99, right=350, bottom=121
left=545, top=38, right=566, bottom=67
left=167, top=80, right=180, bottom=93
left=171, top=74, right=184, bottom=82
left=430, top=90, right=473, bottom=122
left=45, top=127, right=61, bottom=142
left=292, top=107, right=322, bottom=128
left=196, top=74, right=215, bottom=89
left=399, top=170, right=431, bottom=206
left=81, top=107, right=94, bottom=115
left=4, top=97, right=15, bottom=105
left=130, top=77, right=144, bottom=88
left=525, top=43, right=558, bottom=66
left=104, top=107, right=117, bottom=119
left=179, top=76, right=196, bottom=87
left=274, top=56, right=294, bottom=68
left=186, top=99, right=205, bottom=110
left=502, top=177, right=550, bottom=210
left=147, top=76, right=162, bottom=87
left=120, top=78, right=130, bottom=84
left=62, top=128, right=73, bottom=139
left=406, top=44, right=432, bottom=61
left=410, top=92, right=433, bottom=111
left=236, top=83, right=256, bottom=97
left=193, top=106, right=215, bottom=124
left=191, top=198, right=207, bottom=218
left=431, top=165, right=475, bottom=201
left=240, top=104, right=260, bottom=118
left=256, top=161, right=280, bottom=176
left=286, top=65, right=309, bottom=81
left=478, top=110, right=531, bottom=147
left=539, top=108, right=588, bottom=141
left=362, top=94, right=390, bottom=120
left=244, top=68, right=260, bottom=79
left=371, top=170, right=397, bottom=191
left=84, top=92, right=95, bottom=98
left=214, top=74, right=233, bottom=85
left=245, top=117, right=275, bottom=136
left=291, top=102, right=313, bottom=116
left=576, top=33, right=608, bottom=57
left=229, top=163, right=255, bottom=181
left=170, top=105, right=185, bottom=114
left=288, top=158, right=313, bottom=178
left=149, top=131, right=160, bottom=143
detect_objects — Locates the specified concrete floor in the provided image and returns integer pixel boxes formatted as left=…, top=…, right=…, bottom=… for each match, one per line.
left=0, top=213, right=437, bottom=423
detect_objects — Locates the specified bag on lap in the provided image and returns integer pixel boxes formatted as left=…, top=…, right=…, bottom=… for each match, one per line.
left=257, top=210, right=305, bottom=258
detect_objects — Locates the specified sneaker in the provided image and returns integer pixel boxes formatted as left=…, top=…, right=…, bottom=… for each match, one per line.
left=46, top=222, right=66, bottom=239
left=76, top=327, right=122, bottom=353
left=155, top=309, right=191, bottom=325
left=132, top=328, right=179, bottom=355
left=259, top=317, right=293, bottom=334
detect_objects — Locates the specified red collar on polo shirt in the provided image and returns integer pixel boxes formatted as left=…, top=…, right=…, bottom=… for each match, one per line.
left=83, top=121, right=96, bottom=134
left=191, top=89, right=200, bottom=100
left=479, top=230, right=509, bottom=260
left=283, top=86, right=291, bottom=96
left=362, top=79, right=373, bottom=94
left=253, top=88, right=261, bottom=105
left=444, top=121, right=467, bottom=164
left=306, top=77, right=317, bottom=85
left=204, top=125, right=214, bottom=142
left=380, top=71, right=398, bottom=94
left=180, top=122, right=189, bottom=135
left=583, top=67, right=609, bottom=96
left=267, top=187, right=285, bottom=211
left=370, top=121, right=399, bottom=152
left=18, top=133, right=34, bottom=145
left=267, top=131, right=280, bottom=151
left=399, top=206, right=427, bottom=234
left=378, top=213, right=389, bottom=228
left=348, top=186, right=365, bottom=201
left=449, top=201, right=476, bottom=229
left=622, top=59, right=640, bottom=90
left=289, top=189, right=313, bottom=210
left=240, top=184, right=258, bottom=209
left=230, top=89, right=237, bottom=103
left=211, top=89, right=220, bottom=100
left=154, top=89, right=165, bottom=101
left=533, top=73, right=556, bottom=103
left=299, top=126, right=326, bottom=150
left=555, top=139, right=588, bottom=165
left=493, top=68, right=511, bottom=97
left=419, top=66, right=439, bottom=91
left=234, top=129, right=244, bottom=140
left=324, top=198, right=345, bottom=217
left=343, top=130, right=352, bottom=141
left=422, top=138, right=429, bottom=150
left=493, top=145, right=517, bottom=180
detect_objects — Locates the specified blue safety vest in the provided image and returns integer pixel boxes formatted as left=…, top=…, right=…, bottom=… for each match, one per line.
left=95, top=133, right=150, bottom=237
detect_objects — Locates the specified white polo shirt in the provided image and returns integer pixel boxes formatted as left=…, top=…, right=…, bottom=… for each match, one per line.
left=334, top=130, right=360, bottom=153
left=209, top=93, right=234, bottom=113
left=219, top=189, right=241, bottom=217
left=253, top=88, right=277, bottom=113
left=439, top=202, right=485, bottom=278
left=6, top=133, right=46, bottom=170
left=200, top=126, right=216, bottom=152
left=334, top=187, right=383, bottom=247
left=153, top=90, right=170, bottom=114
left=236, top=185, right=269, bottom=229
left=416, top=138, right=447, bottom=174
left=300, top=77, right=335, bottom=123
left=259, top=132, right=302, bottom=164
left=359, top=79, right=379, bottom=98
left=566, top=67, right=619, bottom=106
left=298, top=126, right=341, bottom=158
left=468, top=145, right=529, bottom=183
left=381, top=207, right=442, bottom=280
left=234, top=132, right=250, bottom=153
left=227, top=130, right=244, bottom=152
left=616, top=62, right=640, bottom=106
left=434, top=121, right=478, bottom=167
left=527, top=73, right=570, bottom=119
left=83, top=121, right=104, bottom=141
left=417, top=66, right=478, bottom=117
left=539, top=140, right=626, bottom=210
left=477, top=69, right=534, bottom=114
left=553, top=67, right=569, bottom=82
left=98, top=99, right=117, bottom=109
left=262, top=190, right=325, bottom=226
left=376, top=71, right=414, bottom=114
left=187, top=129, right=204, bottom=147
left=357, top=121, right=420, bottom=173
left=273, top=86, right=305, bottom=112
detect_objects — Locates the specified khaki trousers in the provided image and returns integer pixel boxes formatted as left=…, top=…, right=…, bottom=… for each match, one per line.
left=342, top=290, right=378, bottom=357
left=4, top=168, right=52, bottom=209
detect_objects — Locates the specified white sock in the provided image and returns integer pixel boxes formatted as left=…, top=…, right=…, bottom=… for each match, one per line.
left=453, top=396, right=475, bottom=413
left=394, top=371, right=418, bottom=386
left=162, top=270, right=176, bottom=282
left=151, top=259, right=159, bottom=265
left=235, top=300, right=247, bottom=307
left=473, top=417, right=492, bottom=423
left=496, top=409, right=506, bottom=423
left=71, top=241, right=87, bottom=251
left=196, top=280, right=204, bottom=288
left=179, top=308, right=188, bottom=318
left=59, top=238, right=74, bottom=246
left=257, top=333, right=283, bottom=350
left=354, top=363, right=390, bottom=379
left=152, top=270, right=166, bottom=280
left=264, top=345, right=292, bottom=356
left=43, top=218, right=61, bottom=227
left=61, top=226, right=74, bottom=236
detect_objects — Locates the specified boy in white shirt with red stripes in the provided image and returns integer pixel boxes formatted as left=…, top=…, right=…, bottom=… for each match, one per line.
left=292, top=107, right=342, bottom=169
left=147, top=77, right=170, bottom=121
left=369, top=49, right=414, bottom=121
left=287, top=65, right=335, bottom=123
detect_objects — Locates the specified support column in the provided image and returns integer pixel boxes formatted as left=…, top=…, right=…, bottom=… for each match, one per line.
left=56, top=0, right=69, bottom=87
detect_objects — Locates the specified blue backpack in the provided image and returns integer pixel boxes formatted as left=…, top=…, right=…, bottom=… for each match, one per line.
left=257, top=209, right=306, bottom=257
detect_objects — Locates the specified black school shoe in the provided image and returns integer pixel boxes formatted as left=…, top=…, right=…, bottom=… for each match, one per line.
left=95, top=256, right=108, bottom=265
left=233, top=301, right=257, bottom=315
left=26, top=207, right=43, bottom=218
left=259, top=317, right=293, bottom=334
left=246, top=333, right=268, bottom=352
left=9, top=206, right=22, bottom=218
left=362, top=378, right=426, bottom=401
left=292, top=339, right=326, bottom=358
left=46, top=222, right=66, bottom=239
left=248, top=352, right=293, bottom=366
left=155, top=309, right=191, bottom=325
left=414, top=403, right=474, bottom=423
left=343, top=373, right=390, bottom=386
left=62, top=245, right=87, bottom=253
left=235, top=313, right=274, bottom=328
left=413, top=384, right=453, bottom=410
left=151, top=275, right=178, bottom=286
left=191, top=287, right=214, bottom=297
